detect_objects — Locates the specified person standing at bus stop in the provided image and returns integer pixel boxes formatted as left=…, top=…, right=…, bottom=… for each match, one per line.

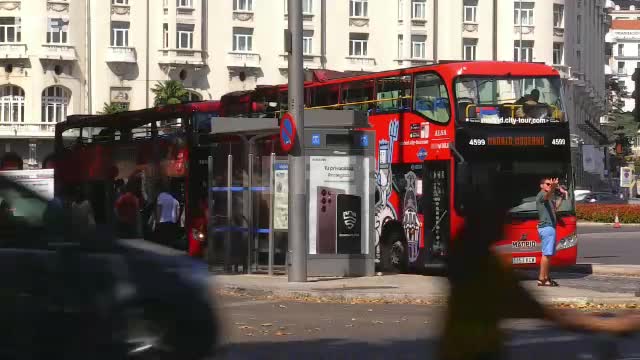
left=536, top=176, right=567, bottom=287
left=155, top=184, right=180, bottom=247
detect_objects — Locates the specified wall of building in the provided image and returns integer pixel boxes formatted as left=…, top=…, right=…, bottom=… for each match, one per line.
left=0, top=0, right=610, bottom=181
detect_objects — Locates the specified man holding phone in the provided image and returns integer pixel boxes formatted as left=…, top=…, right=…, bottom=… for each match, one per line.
left=536, top=177, right=567, bottom=287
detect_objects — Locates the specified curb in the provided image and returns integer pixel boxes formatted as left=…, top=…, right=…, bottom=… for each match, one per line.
left=218, top=283, right=640, bottom=306
left=578, top=222, right=640, bottom=227
left=553, top=264, right=640, bottom=277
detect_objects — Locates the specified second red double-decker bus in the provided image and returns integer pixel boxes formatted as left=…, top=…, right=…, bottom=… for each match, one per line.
left=221, top=61, right=577, bottom=273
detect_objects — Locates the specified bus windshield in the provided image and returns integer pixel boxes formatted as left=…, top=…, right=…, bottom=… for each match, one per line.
left=455, top=76, right=565, bottom=125
left=463, top=159, right=575, bottom=217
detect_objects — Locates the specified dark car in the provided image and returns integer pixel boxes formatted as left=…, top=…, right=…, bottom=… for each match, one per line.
left=0, top=175, right=219, bottom=359
left=576, top=192, right=627, bottom=205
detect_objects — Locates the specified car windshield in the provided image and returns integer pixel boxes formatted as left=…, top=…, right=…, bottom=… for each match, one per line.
left=455, top=76, right=565, bottom=125
left=465, top=160, right=574, bottom=217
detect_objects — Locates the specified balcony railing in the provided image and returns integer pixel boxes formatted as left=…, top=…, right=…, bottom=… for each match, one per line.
left=158, top=49, right=206, bottom=66
left=345, top=56, right=376, bottom=70
left=106, top=46, right=137, bottom=63
left=0, top=43, right=27, bottom=59
left=0, top=122, right=56, bottom=138
left=227, top=52, right=261, bottom=68
left=278, top=54, right=321, bottom=69
left=41, top=44, right=77, bottom=61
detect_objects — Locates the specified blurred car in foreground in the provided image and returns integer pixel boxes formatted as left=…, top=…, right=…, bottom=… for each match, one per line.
left=0, top=175, right=219, bottom=359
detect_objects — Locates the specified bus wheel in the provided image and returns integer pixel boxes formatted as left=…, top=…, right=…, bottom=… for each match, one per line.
left=380, top=226, right=408, bottom=274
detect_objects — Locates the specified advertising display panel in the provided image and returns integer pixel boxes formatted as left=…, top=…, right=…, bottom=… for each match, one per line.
left=308, top=155, right=371, bottom=255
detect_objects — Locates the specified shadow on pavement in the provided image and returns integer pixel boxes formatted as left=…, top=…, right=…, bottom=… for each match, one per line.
left=217, top=327, right=630, bottom=360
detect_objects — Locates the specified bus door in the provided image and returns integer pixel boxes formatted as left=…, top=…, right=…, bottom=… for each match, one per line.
left=422, top=160, right=450, bottom=268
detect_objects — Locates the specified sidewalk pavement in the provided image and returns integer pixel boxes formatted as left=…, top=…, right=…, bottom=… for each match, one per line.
left=122, top=238, right=640, bottom=305
left=212, top=273, right=640, bottom=306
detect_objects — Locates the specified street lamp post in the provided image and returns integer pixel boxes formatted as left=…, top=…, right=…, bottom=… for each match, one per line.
left=287, top=0, right=307, bottom=282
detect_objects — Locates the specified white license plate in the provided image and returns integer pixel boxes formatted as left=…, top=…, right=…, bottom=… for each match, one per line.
left=512, top=256, right=536, bottom=265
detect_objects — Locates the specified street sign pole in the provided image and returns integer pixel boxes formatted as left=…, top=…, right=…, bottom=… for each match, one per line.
left=286, top=0, right=307, bottom=282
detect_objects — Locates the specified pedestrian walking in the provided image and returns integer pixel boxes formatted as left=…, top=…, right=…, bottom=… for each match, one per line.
left=155, top=185, right=180, bottom=247
left=536, top=176, right=567, bottom=287
left=70, top=185, right=96, bottom=243
left=114, top=182, right=141, bottom=239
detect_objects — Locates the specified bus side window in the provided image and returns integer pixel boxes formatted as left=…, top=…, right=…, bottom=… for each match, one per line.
left=341, top=80, right=374, bottom=112
left=376, top=75, right=411, bottom=113
left=413, top=73, right=450, bottom=124
left=311, top=84, right=340, bottom=109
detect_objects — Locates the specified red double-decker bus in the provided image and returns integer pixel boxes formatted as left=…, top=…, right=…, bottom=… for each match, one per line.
left=221, top=61, right=577, bottom=272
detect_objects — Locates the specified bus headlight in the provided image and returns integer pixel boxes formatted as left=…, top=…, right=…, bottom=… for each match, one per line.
left=556, top=232, right=577, bottom=251
left=192, top=228, right=206, bottom=242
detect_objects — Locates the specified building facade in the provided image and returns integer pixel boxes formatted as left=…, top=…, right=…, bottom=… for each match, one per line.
left=0, top=0, right=611, bottom=188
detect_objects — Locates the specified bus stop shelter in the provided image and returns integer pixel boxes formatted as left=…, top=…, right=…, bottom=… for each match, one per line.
left=202, top=110, right=375, bottom=277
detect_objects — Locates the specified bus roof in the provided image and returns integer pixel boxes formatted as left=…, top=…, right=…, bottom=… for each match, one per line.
left=270, top=61, right=560, bottom=91
left=57, top=101, right=221, bottom=133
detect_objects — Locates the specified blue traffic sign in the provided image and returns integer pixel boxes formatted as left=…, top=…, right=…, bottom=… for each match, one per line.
left=280, top=113, right=296, bottom=152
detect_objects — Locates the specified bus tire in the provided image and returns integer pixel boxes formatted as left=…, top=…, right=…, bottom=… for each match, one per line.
left=379, top=224, right=408, bottom=274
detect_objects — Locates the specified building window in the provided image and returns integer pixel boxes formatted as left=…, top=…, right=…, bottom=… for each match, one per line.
left=463, top=38, right=477, bottom=60
left=176, top=23, right=194, bottom=49
left=47, top=18, right=68, bottom=44
left=553, top=43, right=563, bottom=65
left=186, top=91, right=202, bottom=102
left=618, top=44, right=624, bottom=56
left=177, top=0, right=193, bottom=8
left=41, top=86, right=70, bottom=123
left=618, top=61, right=625, bottom=75
left=513, top=40, right=533, bottom=62
left=303, top=0, right=313, bottom=14
left=411, top=35, right=426, bottom=59
left=303, top=31, right=313, bottom=55
left=398, top=0, right=403, bottom=21
left=112, top=0, right=129, bottom=4
left=513, top=1, right=534, bottom=26
left=0, top=17, right=20, bottom=43
left=349, top=0, right=368, bottom=17
left=285, top=0, right=313, bottom=14
left=233, top=27, right=253, bottom=52
left=412, top=0, right=426, bottom=19
left=0, top=85, right=24, bottom=123
left=553, top=4, right=564, bottom=28
left=111, top=22, right=129, bottom=47
left=163, top=23, right=168, bottom=48
left=463, top=0, right=478, bottom=23
left=349, top=33, right=368, bottom=56
left=398, top=34, right=403, bottom=58
left=233, top=0, right=253, bottom=12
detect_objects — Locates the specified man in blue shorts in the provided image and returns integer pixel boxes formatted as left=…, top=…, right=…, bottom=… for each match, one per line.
left=536, top=176, right=567, bottom=287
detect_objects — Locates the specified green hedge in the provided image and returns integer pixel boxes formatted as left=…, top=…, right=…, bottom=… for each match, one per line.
left=576, top=204, right=640, bottom=223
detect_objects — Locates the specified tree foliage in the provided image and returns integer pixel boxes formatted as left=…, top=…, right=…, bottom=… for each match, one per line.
left=151, top=80, right=189, bottom=106
left=99, top=102, right=126, bottom=115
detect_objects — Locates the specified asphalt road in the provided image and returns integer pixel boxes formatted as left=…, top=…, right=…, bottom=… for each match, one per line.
left=578, top=225, right=640, bottom=265
left=215, top=294, right=640, bottom=360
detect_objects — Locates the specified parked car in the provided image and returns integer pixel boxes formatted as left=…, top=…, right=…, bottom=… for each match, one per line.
left=574, top=189, right=592, bottom=202
left=576, top=192, right=627, bottom=205
left=0, top=175, right=219, bottom=359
